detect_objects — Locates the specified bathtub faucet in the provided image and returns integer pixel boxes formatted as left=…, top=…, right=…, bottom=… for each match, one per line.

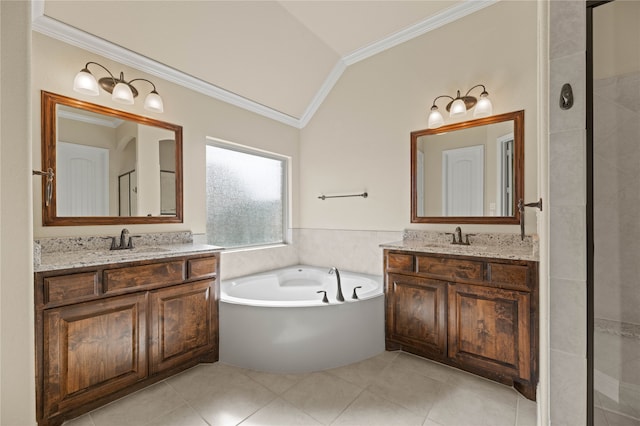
left=329, top=267, right=345, bottom=302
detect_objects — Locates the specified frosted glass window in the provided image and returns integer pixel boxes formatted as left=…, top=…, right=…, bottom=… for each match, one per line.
left=206, top=144, right=286, bottom=248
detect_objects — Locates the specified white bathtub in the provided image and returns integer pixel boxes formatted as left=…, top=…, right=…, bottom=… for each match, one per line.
left=219, top=265, right=385, bottom=372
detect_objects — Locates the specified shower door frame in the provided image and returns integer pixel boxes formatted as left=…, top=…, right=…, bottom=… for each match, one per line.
left=586, top=2, right=614, bottom=426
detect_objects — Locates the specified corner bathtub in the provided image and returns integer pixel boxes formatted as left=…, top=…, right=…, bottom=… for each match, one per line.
left=219, top=265, right=385, bottom=372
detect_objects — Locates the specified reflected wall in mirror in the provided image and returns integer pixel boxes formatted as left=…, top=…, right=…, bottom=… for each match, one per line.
left=411, top=110, right=524, bottom=224
left=41, top=91, right=183, bottom=226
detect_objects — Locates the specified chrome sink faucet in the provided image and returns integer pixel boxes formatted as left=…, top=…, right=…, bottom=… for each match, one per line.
left=329, top=267, right=345, bottom=302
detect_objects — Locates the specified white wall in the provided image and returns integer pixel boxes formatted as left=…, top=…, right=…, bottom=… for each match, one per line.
left=1, top=1, right=37, bottom=424
left=299, top=0, right=539, bottom=235
left=31, top=33, right=301, bottom=239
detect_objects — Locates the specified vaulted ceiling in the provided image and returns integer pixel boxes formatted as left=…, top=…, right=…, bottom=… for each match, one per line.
left=34, top=1, right=496, bottom=128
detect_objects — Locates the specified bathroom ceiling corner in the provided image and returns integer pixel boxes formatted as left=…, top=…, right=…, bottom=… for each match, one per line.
left=33, top=0, right=496, bottom=128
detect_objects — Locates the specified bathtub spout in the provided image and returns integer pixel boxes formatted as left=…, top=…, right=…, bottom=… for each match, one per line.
left=329, top=267, right=345, bottom=302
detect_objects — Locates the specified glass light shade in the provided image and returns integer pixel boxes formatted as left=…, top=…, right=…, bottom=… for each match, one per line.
left=449, top=98, right=467, bottom=117
left=427, top=108, right=444, bottom=129
left=144, top=91, right=164, bottom=113
left=473, top=95, right=493, bottom=117
left=73, top=70, right=99, bottom=96
left=111, top=82, right=135, bottom=105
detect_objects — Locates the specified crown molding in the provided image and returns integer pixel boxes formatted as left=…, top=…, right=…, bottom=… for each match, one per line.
left=31, top=3, right=300, bottom=128
left=299, top=0, right=497, bottom=127
left=32, top=0, right=496, bottom=130
left=343, top=0, right=497, bottom=66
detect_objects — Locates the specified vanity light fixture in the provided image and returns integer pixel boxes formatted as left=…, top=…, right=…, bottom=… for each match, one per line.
left=73, top=62, right=164, bottom=113
left=427, top=84, right=492, bottom=129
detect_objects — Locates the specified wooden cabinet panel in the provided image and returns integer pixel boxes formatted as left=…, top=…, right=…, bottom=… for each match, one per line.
left=42, top=293, right=147, bottom=416
left=416, top=255, right=483, bottom=281
left=149, top=279, right=216, bottom=374
left=448, top=283, right=530, bottom=380
left=386, top=253, right=414, bottom=272
left=387, top=273, right=446, bottom=358
left=103, top=260, right=185, bottom=294
left=44, top=272, right=99, bottom=306
left=187, top=256, right=218, bottom=279
left=486, top=262, right=531, bottom=291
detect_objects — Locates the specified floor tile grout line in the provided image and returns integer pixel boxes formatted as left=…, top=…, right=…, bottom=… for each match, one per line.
left=326, top=383, right=370, bottom=426
left=162, top=378, right=214, bottom=426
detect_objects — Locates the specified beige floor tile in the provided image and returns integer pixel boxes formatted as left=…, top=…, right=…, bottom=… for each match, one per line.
left=282, top=371, right=363, bottom=424
left=244, top=369, right=308, bottom=395
left=89, top=382, right=185, bottom=426
left=444, top=366, right=519, bottom=407
left=422, top=419, right=444, bottom=426
left=143, top=404, right=208, bottom=426
left=166, top=362, right=254, bottom=402
left=186, top=374, right=276, bottom=426
left=326, top=352, right=392, bottom=388
left=427, top=384, right=517, bottom=426
left=241, top=398, right=322, bottom=426
left=367, top=364, right=443, bottom=416
left=332, top=390, right=425, bottom=426
left=516, top=396, right=537, bottom=426
left=390, top=352, right=457, bottom=383
left=62, top=414, right=95, bottom=426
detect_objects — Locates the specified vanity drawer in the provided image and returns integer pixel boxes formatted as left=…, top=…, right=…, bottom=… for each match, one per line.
left=486, top=262, right=531, bottom=291
left=386, top=253, right=414, bottom=273
left=103, top=260, right=185, bottom=294
left=188, top=256, right=218, bottom=279
left=44, top=272, right=99, bottom=306
left=416, top=256, right=483, bottom=281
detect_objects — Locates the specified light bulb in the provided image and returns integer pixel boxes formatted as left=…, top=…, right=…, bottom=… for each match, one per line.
left=428, top=107, right=444, bottom=129
left=144, top=91, right=164, bottom=113
left=112, top=82, right=134, bottom=105
left=73, top=69, right=99, bottom=96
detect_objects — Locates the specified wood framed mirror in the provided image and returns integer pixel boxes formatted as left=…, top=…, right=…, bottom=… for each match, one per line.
left=411, top=110, right=524, bottom=224
left=40, top=91, right=183, bottom=226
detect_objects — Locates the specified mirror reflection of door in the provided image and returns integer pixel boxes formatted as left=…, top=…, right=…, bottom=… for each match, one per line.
left=118, top=170, right=137, bottom=216
left=497, top=133, right=514, bottom=216
left=57, top=141, right=109, bottom=216
left=442, top=145, right=484, bottom=216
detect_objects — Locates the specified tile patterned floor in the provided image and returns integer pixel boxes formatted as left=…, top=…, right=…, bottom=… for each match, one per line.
left=63, top=351, right=537, bottom=426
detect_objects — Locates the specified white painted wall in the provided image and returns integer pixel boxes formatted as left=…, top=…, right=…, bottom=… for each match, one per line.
left=31, top=33, right=301, bottom=239
left=299, top=0, right=539, bottom=235
left=0, top=1, right=37, bottom=424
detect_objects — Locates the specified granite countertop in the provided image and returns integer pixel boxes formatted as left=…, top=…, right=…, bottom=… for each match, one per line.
left=380, top=230, right=539, bottom=262
left=35, top=243, right=223, bottom=272
left=34, top=231, right=223, bottom=272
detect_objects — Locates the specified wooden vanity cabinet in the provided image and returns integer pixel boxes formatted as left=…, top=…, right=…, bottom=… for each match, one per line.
left=35, top=252, right=220, bottom=426
left=384, top=249, right=538, bottom=400
left=386, top=273, right=447, bottom=359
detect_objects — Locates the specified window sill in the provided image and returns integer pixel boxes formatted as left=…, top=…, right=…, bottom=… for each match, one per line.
left=221, top=243, right=291, bottom=255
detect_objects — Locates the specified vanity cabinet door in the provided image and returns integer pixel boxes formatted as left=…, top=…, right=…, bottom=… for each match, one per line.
left=42, top=293, right=147, bottom=418
left=447, top=283, right=530, bottom=381
left=149, top=279, right=217, bottom=374
left=386, top=273, right=447, bottom=359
